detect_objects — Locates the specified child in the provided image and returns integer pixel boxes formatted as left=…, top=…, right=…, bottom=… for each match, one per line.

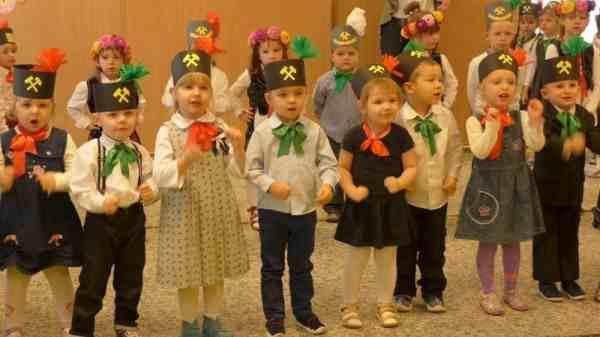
left=335, top=63, right=417, bottom=329
left=532, top=55, right=600, bottom=302
left=525, top=1, right=561, bottom=101
left=161, top=14, right=233, bottom=115
left=0, top=49, right=80, bottom=337
left=228, top=25, right=290, bottom=230
left=246, top=36, right=338, bottom=337
left=467, top=0, right=519, bottom=115
left=153, top=48, right=248, bottom=337
left=68, top=67, right=156, bottom=337
left=313, top=7, right=366, bottom=222
left=0, top=20, right=17, bottom=131
left=400, top=2, right=459, bottom=109
left=515, top=1, right=540, bottom=103
left=391, top=52, right=462, bottom=313
left=456, top=51, right=546, bottom=316
left=67, top=34, right=145, bottom=142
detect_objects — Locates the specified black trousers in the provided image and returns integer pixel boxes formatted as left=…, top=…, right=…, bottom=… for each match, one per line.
left=395, top=205, right=447, bottom=298
left=70, top=203, right=146, bottom=337
left=533, top=204, right=580, bottom=283
left=259, top=209, right=316, bottom=322
left=324, top=137, right=343, bottom=214
left=380, top=18, right=408, bottom=56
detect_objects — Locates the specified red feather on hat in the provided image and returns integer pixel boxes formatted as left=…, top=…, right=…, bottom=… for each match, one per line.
left=206, top=12, right=220, bottom=39
left=195, top=37, right=224, bottom=55
left=510, top=48, right=528, bottom=67
left=382, top=55, right=404, bottom=79
left=32, top=48, right=67, bottom=73
left=0, top=20, right=9, bottom=29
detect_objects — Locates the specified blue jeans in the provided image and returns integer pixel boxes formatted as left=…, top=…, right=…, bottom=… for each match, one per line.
left=259, top=209, right=316, bottom=322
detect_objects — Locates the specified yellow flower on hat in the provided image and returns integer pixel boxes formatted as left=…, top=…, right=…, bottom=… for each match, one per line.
left=560, top=0, right=575, bottom=15
left=280, top=30, right=291, bottom=45
left=432, top=11, right=444, bottom=24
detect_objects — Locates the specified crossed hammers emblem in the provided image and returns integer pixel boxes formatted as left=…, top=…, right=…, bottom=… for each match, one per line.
left=196, top=26, right=210, bottom=37
left=280, top=66, right=297, bottom=81
left=339, top=32, right=352, bottom=41
left=369, top=65, right=385, bottom=74
left=556, top=60, right=572, bottom=75
left=183, top=53, right=200, bottom=68
left=25, top=76, right=42, bottom=93
left=411, top=50, right=426, bottom=58
left=494, top=7, right=506, bottom=16
left=498, top=54, right=513, bottom=65
left=113, top=87, right=131, bottom=103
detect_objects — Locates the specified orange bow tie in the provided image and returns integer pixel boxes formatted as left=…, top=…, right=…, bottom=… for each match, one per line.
left=481, top=106, right=514, bottom=160
left=10, top=127, right=48, bottom=177
left=360, top=122, right=391, bottom=157
left=186, top=122, right=219, bottom=152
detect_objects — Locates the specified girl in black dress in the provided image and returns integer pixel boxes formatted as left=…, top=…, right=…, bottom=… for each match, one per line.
left=336, top=77, right=417, bottom=330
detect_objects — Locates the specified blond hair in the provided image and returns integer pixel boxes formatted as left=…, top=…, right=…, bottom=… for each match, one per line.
left=172, top=72, right=213, bottom=112
left=359, top=77, right=403, bottom=107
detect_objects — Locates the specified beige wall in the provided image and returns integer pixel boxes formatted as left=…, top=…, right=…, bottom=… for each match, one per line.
left=6, top=0, right=488, bottom=146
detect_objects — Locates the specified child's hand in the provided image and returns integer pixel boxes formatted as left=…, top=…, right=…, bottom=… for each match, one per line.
left=315, top=184, right=333, bottom=205
left=183, top=143, right=205, bottom=163
left=102, top=194, right=119, bottom=215
left=225, top=127, right=243, bottom=143
left=48, top=234, right=64, bottom=247
left=269, top=181, right=291, bottom=200
left=3, top=234, right=17, bottom=246
left=442, top=176, right=458, bottom=196
left=527, top=99, right=544, bottom=127
left=571, top=132, right=586, bottom=156
left=35, top=170, right=57, bottom=194
left=0, top=166, right=14, bottom=192
left=562, top=137, right=573, bottom=161
left=384, top=176, right=405, bottom=194
left=347, top=185, right=369, bottom=203
left=239, top=108, right=256, bottom=123
left=138, top=182, right=155, bottom=204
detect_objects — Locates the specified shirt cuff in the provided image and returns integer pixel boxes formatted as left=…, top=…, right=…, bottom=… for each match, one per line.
left=255, top=175, right=276, bottom=193
left=53, top=172, right=69, bottom=192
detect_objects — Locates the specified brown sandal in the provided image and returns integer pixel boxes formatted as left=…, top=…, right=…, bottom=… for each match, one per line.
left=247, top=206, right=259, bottom=231
left=503, top=290, right=529, bottom=311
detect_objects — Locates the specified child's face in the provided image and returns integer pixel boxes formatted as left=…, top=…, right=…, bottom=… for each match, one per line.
left=416, top=30, right=441, bottom=51
left=96, top=48, right=124, bottom=79
left=519, top=15, right=538, bottom=37
left=404, top=63, right=444, bottom=107
left=258, top=40, right=284, bottom=65
left=487, top=21, right=516, bottom=51
left=265, top=86, right=307, bottom=123
left=561, top=12, right=589, bottom=37
left=539, top=13, right=560, bottom=36
left=0, top=43, right=17, bottom=69
left=361, top=87, right=401, bottom=129
left=173, top=77, right=212, bottom=120
left=541, top=80, right=580, bottom=111
left=480, top=69, right=517, bottom=109
left=96, top=109, right=138, bottom=142
left=331, top=45, right=359, bottom=72
left=15, top=97, right=52, bottom=133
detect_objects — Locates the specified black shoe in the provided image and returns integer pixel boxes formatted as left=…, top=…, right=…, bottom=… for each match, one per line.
left=593, top=207, right=600, bottom=229
left=538, top=282, right=563, bottom=302
left=562, top=281, right=586, bottom=300
left=265, top=319, right=285, bottom=337
left=423, top=294, right=446, bottom=313
left=296, top=314, right=326, bottom=335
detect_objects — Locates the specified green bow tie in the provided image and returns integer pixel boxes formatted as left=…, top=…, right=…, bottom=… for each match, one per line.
left=414, top=115, right=442, bottom=155
left=334, top=71, right=354, bottom=94
left=542, top=38, right=557, bottom=50
left=102, top=143, right=138, bottom=178
left=272, top=122, right=307, bottom=157
left=556, top=111, right=582, bottom=140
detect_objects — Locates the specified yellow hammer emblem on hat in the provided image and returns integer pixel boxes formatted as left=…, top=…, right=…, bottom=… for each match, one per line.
left=369, top=65, right=385, bottom=74
left=495, top=6, right=507, bottom=16
left=339, top=31, right=352, bottom=41
left=113, top=87, right=131, bottom=103
left=498, top=54, right=513, bottom=65
left=24, top=76, right=42, bottom=93
left=280, top=66, right=297, bottom=81
left=557, top=60, right=572, bottom=75
left=183, top=53, right=200, bottom=68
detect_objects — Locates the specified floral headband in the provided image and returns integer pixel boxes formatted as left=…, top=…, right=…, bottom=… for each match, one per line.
left=401, top=11, right=444, bottom=39
left=248, top=26, right=291, bottom=48
left=555, top=0, right=596, bottom=16
left=90, top=34, right=131, bottom=62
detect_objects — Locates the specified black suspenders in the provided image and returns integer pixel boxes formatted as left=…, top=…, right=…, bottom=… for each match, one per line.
left=96, top=138, right=143, bottom=194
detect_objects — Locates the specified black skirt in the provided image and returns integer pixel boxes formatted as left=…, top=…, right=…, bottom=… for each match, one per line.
left=335, top=193, right=413, bottom=249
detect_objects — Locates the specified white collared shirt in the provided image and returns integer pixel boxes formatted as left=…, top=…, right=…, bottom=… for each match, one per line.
left=153, top=111, right=238, bottom=190
left=67, top=73, right=147, bottom=129
left=394, top=103, right=463, bottom=210
left=70, top=134, right=156, bottom=214
left=245, top=114, right=339, bottom=216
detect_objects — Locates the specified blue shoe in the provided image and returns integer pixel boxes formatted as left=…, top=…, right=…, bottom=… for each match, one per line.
left=202, top=316, right=233, bottom=337
left=181, top=319, right=202, bottom=337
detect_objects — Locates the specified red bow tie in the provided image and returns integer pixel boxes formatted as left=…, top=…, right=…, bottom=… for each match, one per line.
left=360, top=122, right=391, bottom=157
left=480, top=106, right=514, bottom=160
left=10, top=126, right=48, bottom=177
left=186, top=122, right=220, bottom=152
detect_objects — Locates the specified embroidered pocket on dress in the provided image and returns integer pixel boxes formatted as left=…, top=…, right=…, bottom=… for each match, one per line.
left=465, top=190, right=500, bottom=226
